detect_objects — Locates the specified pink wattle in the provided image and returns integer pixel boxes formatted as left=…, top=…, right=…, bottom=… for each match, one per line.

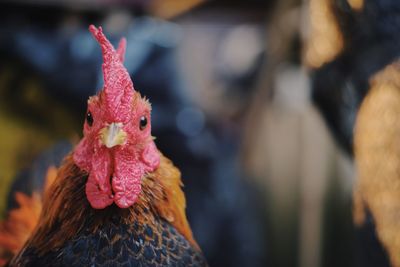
left=74, top=139, right=160, bottom=209
left=112, top=142, right=160, bottom=208
left=112, top=150, right=142, bottom=208
left=85, top=146, right=114, bottom=209
left=86, top=175, right=114, bottom=209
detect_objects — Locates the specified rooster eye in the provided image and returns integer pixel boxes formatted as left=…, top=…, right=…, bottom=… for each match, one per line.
left=86, top=111, right=93, bottom=127
left=139, top=116, right=147, bottom=130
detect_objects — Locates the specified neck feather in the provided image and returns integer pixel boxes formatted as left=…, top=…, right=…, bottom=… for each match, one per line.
left=25, top=153, right=197, bottom=254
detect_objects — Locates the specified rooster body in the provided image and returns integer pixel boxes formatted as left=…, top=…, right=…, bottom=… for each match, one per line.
left=2, top=25, right=207, bottom=266
left=11, top=155, right=205, bottom=266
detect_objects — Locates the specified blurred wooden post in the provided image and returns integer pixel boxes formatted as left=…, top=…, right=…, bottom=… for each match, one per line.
left=242, top=0, right=303, bottom=266
left=242, top=0, right=355, bottom=266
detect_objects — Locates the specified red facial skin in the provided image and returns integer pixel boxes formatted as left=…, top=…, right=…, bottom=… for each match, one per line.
left=73, top=25, right=160, bottom=209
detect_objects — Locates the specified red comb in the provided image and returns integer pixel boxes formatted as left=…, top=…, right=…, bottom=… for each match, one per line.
left=89, top=25, right=133, bottom=122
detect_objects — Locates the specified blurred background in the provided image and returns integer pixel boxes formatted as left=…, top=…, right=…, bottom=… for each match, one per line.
left=0, top=0, right=397, bottom=266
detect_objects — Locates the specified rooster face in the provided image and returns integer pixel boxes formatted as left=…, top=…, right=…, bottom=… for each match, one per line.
left=73, top=25, right=160, bottom=210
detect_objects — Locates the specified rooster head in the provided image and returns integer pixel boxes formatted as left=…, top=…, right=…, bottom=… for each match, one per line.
left=73, top=25, right=160, bottom=209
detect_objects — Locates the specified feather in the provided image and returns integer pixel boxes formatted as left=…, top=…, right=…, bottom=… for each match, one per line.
left=0, top=166, right=57, bottom=265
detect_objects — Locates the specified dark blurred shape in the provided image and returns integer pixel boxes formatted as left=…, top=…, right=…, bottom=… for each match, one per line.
left=0, top=2, right=268, bottom=266
left=355, top=212, right=390, bottom=267
left=311, top=0, right=400, bottom=155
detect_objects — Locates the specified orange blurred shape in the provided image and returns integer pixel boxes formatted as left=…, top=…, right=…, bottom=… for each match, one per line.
left=0, top=166, right=57, bottom=266
left=0, top=192, right=41, bottom=254
left=304, top=0, right=344, bottom=68
left=354, top=63, right=400, bottom=267
left=348, top=0, right=364, bottom=10
left=150, top=0, right=205, bottom=19
left=44, top=166, right=58, bottom=193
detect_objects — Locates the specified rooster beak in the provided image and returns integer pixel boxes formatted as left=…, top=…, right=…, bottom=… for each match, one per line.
left=100, top=123, right=127, bottom=148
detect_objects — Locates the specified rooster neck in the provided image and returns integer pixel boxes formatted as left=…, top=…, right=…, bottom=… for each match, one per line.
left=24, top=153, right=197, bottom=256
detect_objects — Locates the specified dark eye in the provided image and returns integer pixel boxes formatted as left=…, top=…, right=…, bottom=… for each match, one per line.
left=86, top=111, right=93, bottom=126
left=139, top=116, right=147, bottom=130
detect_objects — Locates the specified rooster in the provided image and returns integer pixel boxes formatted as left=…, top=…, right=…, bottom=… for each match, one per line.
left=0, top=25, right=207, bottom=266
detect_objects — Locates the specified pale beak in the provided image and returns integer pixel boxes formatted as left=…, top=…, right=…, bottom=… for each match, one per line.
left=100, top=122, right=127, bottom=148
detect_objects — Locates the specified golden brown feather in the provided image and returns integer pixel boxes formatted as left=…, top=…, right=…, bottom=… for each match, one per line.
left=0, top=166, right=57, bottom=265
left=354, top=62, right=400, bottom=267
left=17, top=153, right=197, bottom=257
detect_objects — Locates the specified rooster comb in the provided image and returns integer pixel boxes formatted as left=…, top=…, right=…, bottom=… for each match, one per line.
left=89, top=25, right=134, bottom=120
